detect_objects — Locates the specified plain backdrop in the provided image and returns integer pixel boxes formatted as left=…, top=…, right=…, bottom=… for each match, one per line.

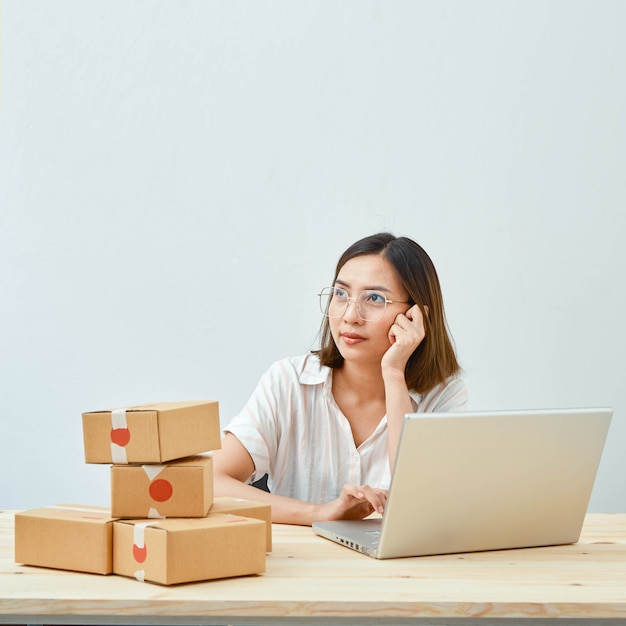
left=1, top=1, right=625, bottom=512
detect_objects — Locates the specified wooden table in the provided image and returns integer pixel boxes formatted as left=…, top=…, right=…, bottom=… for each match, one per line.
left=1, top=511, right=625, bottom=625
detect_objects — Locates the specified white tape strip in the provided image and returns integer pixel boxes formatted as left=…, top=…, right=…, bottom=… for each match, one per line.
left=111, top=444, right=128, bottom=464
left=46, top=505, right=112, bottom=514
left=111, top=408, right=128, bottom=429
left=131, top=522, right=160, bottom=583
left=111, top=408, right=129, bottom=464
left=133, top=522, right=159, bottom=582
left=148, top=508, right=165, bottom=519
left=133, top=521, right=160, bottom=548
left=142, top=465, right=166, bottom=481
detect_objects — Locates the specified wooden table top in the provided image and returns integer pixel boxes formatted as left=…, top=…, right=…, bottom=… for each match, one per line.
left=1, top=511, right=626, bottom=625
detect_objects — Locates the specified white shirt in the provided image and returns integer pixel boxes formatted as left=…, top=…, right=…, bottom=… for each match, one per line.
left=225, top=353, right=468, bottom=504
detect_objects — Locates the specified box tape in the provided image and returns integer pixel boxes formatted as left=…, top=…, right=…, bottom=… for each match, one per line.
left=132, top=521, right=160, bottom=582
left=46, top=505, right=112, bottom=514
left=111, top=408, right=129, bottom=464
left=142, top=465, right=166, bottom=481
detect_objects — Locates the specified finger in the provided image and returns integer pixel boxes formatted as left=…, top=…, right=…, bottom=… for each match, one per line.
left=356, top=485, right=386, bottom=514
left=401, top=308, right=427, bottom=341
left=375, top=488, right=389, bottom=501
left=394, top=312, right=410, bottom=328
left=387, top=328, right=397, bottom=345
left=370, top=496, right=385, bottom=514
left=406, top=305, right=424, bottom=325
left=389, top=320, right=416, bottom=344
left=341, top=484, right=366, bottom=501
left=394, top=309, right=421, bottom=334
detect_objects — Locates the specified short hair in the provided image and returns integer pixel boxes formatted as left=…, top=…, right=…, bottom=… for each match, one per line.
left=314, top=232, right=461, bottom=394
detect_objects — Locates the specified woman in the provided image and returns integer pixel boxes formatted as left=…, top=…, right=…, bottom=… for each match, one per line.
left=213, top=233, right=467, bottom=525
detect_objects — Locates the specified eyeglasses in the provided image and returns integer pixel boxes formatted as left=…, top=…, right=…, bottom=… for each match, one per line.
left=318, top=287, right=410, bottom=322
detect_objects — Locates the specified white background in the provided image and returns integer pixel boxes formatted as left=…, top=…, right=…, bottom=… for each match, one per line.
left=1, top=1, right=624, bottom=512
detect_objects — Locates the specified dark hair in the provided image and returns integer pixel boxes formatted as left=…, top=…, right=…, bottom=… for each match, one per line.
left=315, top=232, right=461, bottom=394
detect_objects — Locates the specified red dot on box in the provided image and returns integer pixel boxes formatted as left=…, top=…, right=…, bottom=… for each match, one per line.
left=133, top=544, right=147, bottom=563
left=110, top=428, right=131, bottom=446
left=149, top=478, right=173, bottom=502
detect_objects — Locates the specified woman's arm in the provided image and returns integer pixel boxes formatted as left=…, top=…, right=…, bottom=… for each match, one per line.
left=381, top=370, right=415, bottom=474
left=213, top=433, right=387, bottom=525
left=381, top=304, right=427, bottom=472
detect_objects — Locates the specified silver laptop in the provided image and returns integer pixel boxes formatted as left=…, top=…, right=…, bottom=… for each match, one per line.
left=313, top=408, right=612, bottom=559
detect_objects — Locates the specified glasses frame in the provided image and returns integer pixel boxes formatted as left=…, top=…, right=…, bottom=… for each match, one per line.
left=318, top=287, right=411, bottom=322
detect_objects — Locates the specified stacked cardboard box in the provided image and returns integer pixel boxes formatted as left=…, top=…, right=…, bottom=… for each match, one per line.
left=83, top=401, right=222, bottom=520
left=14, top=400, right=272, bottom=585
left=14, top=504, right=116, bottom=575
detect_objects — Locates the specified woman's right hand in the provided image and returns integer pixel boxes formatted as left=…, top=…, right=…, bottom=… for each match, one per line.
left=314, top=484, right=388, bottom=522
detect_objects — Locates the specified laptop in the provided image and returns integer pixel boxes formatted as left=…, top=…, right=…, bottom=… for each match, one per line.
left=313, top=408, right=612, bottom=559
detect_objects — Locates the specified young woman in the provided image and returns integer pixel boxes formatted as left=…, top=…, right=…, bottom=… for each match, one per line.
left=213, top=233, right=467, bottom=525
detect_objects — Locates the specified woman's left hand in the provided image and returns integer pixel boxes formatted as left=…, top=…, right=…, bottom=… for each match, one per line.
left=315, top=484, right=388, bottom=522
left=381, top=304, right=427, bottom=374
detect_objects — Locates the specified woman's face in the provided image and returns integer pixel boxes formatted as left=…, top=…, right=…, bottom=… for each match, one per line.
left=329, top=254, right=411, bottom=367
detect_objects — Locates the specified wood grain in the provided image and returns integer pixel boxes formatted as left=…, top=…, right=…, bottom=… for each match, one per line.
left=1, top=511, right=625, bottom=624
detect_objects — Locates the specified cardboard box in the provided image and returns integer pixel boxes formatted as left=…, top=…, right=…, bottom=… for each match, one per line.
left=111, top=455, right=213, bottom=518
left=113, top=514, right=266, bottom=585
left=14, top=504, right=116, bottom=575
left=82, top=400, right=221, bottom=464
left=210, top=496, right=272, bottom=551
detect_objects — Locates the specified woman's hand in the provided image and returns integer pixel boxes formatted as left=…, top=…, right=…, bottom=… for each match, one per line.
left=381, top=304, right=427, bottom=375
left=314, top=484, right=388, bottom=522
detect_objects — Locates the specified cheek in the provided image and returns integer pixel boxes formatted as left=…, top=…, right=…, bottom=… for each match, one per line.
left=379, top=316, right=396, bottom=337
left=328, top=318, right=341, bottom=342
left=382, top=325, right=396, bottom=344
left=369, top=320, right=395, bottom=347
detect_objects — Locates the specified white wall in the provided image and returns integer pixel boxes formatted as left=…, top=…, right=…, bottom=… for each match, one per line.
left=1, top=0, right=625, bottom=512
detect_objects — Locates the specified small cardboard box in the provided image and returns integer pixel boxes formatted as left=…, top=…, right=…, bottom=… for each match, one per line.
left=14, top=504, right=116, bottom=575
left=111, top=454, right=213, bottom=518
left=82, top=400, right=221, bottom=464
left=210, top=496, right=272, bottom=551
left=113, top=514, right=266, bottom=585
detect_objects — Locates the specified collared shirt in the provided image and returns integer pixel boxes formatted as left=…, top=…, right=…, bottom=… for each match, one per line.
left=225, top=353, right=468, bottom=504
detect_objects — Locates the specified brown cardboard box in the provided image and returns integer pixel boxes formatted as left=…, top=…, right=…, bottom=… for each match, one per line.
left=111, top=455, right=213, bottom=518
left=113, top=514, right=266, bottom=585
left=14, top=504, right=116, bottom=574
left=82, top=400, right=221, bottom=464
left=209, top=496, right=272, bottom=551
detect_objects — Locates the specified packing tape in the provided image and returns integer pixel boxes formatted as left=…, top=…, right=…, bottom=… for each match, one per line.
left=111, top=443, right=128, bottom=464
left=133, top=521, right=160, bottom=548
left=148, top=507, right=165, bottom=519
left=132, top=521, right=160, bottom=581
left=142, top=465, right=166, bottom=481
left=111, top=408, right=128, bottom=429
left=111, top=408, right=129, bottom=464
left=46, top=505, right=112, bottom=514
